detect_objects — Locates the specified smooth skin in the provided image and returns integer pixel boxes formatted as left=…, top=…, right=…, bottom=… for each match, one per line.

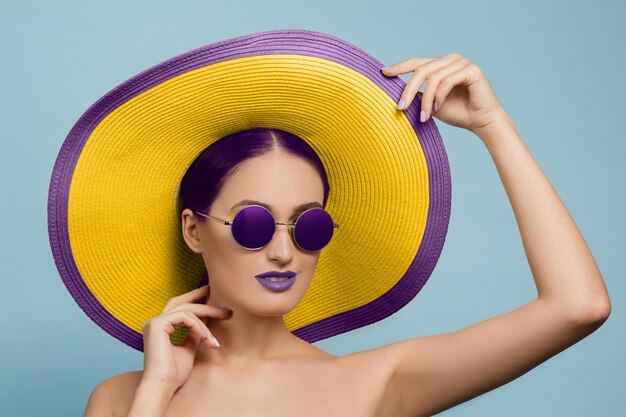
left=84, top=53, right=611, bottom=417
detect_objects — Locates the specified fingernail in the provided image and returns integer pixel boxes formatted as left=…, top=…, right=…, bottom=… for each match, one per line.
left=219, top=307, right=232, bottom=313
left=212, top=336, right=220, bottom=347
left=420, top=110, right=426, bottom=123
left=397, top=98, right=406, bottom=110
left=382, top=66, right=391, bottom=72
left=434, top=102, right=439, bottom=112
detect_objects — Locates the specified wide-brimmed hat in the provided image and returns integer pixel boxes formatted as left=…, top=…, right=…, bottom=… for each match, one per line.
left=47, top=29, right=451, bottom=352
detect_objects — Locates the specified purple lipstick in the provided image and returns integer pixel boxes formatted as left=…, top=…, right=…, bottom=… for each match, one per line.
left=255, top=270, right=297, bottom=291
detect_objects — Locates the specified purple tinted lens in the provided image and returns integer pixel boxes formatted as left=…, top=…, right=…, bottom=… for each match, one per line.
left=294, top=208, right=335, bottom=252
left=231, top=205, right=276, bottom=250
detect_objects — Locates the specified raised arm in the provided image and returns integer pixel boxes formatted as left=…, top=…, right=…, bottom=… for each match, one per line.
left=372, top=54, right=611, bottom=417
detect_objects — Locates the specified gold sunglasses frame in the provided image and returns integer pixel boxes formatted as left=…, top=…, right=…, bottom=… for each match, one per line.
left=193, top=204, right=339, bottom=252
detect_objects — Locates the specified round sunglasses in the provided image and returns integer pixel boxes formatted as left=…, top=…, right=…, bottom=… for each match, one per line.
left=193, top=204, right=339, bottom=252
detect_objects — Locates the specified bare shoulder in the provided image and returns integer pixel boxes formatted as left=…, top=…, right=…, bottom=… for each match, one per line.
left=335, top=342, right=404, bottom=417
left=85, top=370, right=144, bottom=417
left=282, top=339, right=403, bottom=417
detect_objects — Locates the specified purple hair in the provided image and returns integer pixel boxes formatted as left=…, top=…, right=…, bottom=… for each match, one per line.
left=178, top=127, right=331, bottom=221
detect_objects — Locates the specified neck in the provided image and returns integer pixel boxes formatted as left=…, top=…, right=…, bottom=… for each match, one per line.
left=193, top=290, right=306, bottom=369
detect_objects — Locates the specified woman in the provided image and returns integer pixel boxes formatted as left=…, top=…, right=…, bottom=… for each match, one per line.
left=82, top=52, right=611, bottom=417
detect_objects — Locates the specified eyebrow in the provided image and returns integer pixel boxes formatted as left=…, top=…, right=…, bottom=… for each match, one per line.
left=229, top=199, right=323, bottom=216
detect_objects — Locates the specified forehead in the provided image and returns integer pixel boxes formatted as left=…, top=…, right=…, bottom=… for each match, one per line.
left=217, top=153, right=324, bottom=211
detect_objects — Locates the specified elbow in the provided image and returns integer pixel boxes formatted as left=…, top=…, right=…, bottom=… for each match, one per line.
left=588, top=298, right=611, bottom=323
left=563, top=271, right=612, bottom=327
left=571, top=296, right=611, bottom=328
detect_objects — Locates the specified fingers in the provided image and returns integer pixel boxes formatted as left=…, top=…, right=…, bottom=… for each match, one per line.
left=155, top=285, right=231, bottom=349
left=171, top=303, right=231, bottom=347
left=143, top=310, right=213, bottom=348
left=420, top=58, right=471, bottom=120
left=145, top=307, right=224, bottom=348
left=381, top=57, right=435, bottom=75
left=168, top=302, right=232, bottom=320
left=381, top=52, right=473, bottom=122
left=395, top=54, right=464, bottom=112
left=163, top=285, right=210, bottom=312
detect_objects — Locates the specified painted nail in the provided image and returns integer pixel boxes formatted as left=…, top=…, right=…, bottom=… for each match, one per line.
left=397, top=98, right=406, bottom=110
left=382, top=66, right=391, bottom=71
left=434, top=102, right=439, bottom=112
left=420, top=110, right=426, bottom=123
left=212, top=336, right=221, bottom=347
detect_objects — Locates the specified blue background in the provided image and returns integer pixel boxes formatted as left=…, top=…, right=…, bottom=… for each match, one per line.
left=1, top=1, right=624, bottom=416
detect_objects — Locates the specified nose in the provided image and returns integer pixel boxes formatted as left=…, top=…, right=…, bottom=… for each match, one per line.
left=265, top=224, right=295, bottom=263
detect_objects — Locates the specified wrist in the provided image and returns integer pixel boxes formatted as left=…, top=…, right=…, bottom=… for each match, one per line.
left=138, top=376, right=178, bottom=397
left=127, top=379, right=177, bottom=417
left=472, top=110, right=516, bottom=146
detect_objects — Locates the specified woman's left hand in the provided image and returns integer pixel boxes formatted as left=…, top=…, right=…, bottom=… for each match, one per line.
left=381, top=53, right=509, bottom=133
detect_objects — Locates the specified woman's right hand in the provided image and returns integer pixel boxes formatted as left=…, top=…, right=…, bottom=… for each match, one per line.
left=381, top=53, right=509, bottom=134
left=140, top=284, right=231, bottom=392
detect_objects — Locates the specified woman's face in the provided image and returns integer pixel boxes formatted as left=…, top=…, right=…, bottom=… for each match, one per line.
left=182, top=151, right=326, bottom=316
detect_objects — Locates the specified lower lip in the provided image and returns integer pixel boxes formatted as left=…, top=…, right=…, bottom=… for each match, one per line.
left=255, top=275, right=297, bottom=291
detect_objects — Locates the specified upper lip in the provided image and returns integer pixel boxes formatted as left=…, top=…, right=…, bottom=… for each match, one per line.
left=255, top=270, right=297, bottom=278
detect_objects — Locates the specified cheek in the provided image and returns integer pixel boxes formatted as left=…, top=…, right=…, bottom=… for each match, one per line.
left=203, top=231, right=245, bottom=275
left=307, top=251, right=322, bottom=267
left=300, top=254, right=321, bottom=283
